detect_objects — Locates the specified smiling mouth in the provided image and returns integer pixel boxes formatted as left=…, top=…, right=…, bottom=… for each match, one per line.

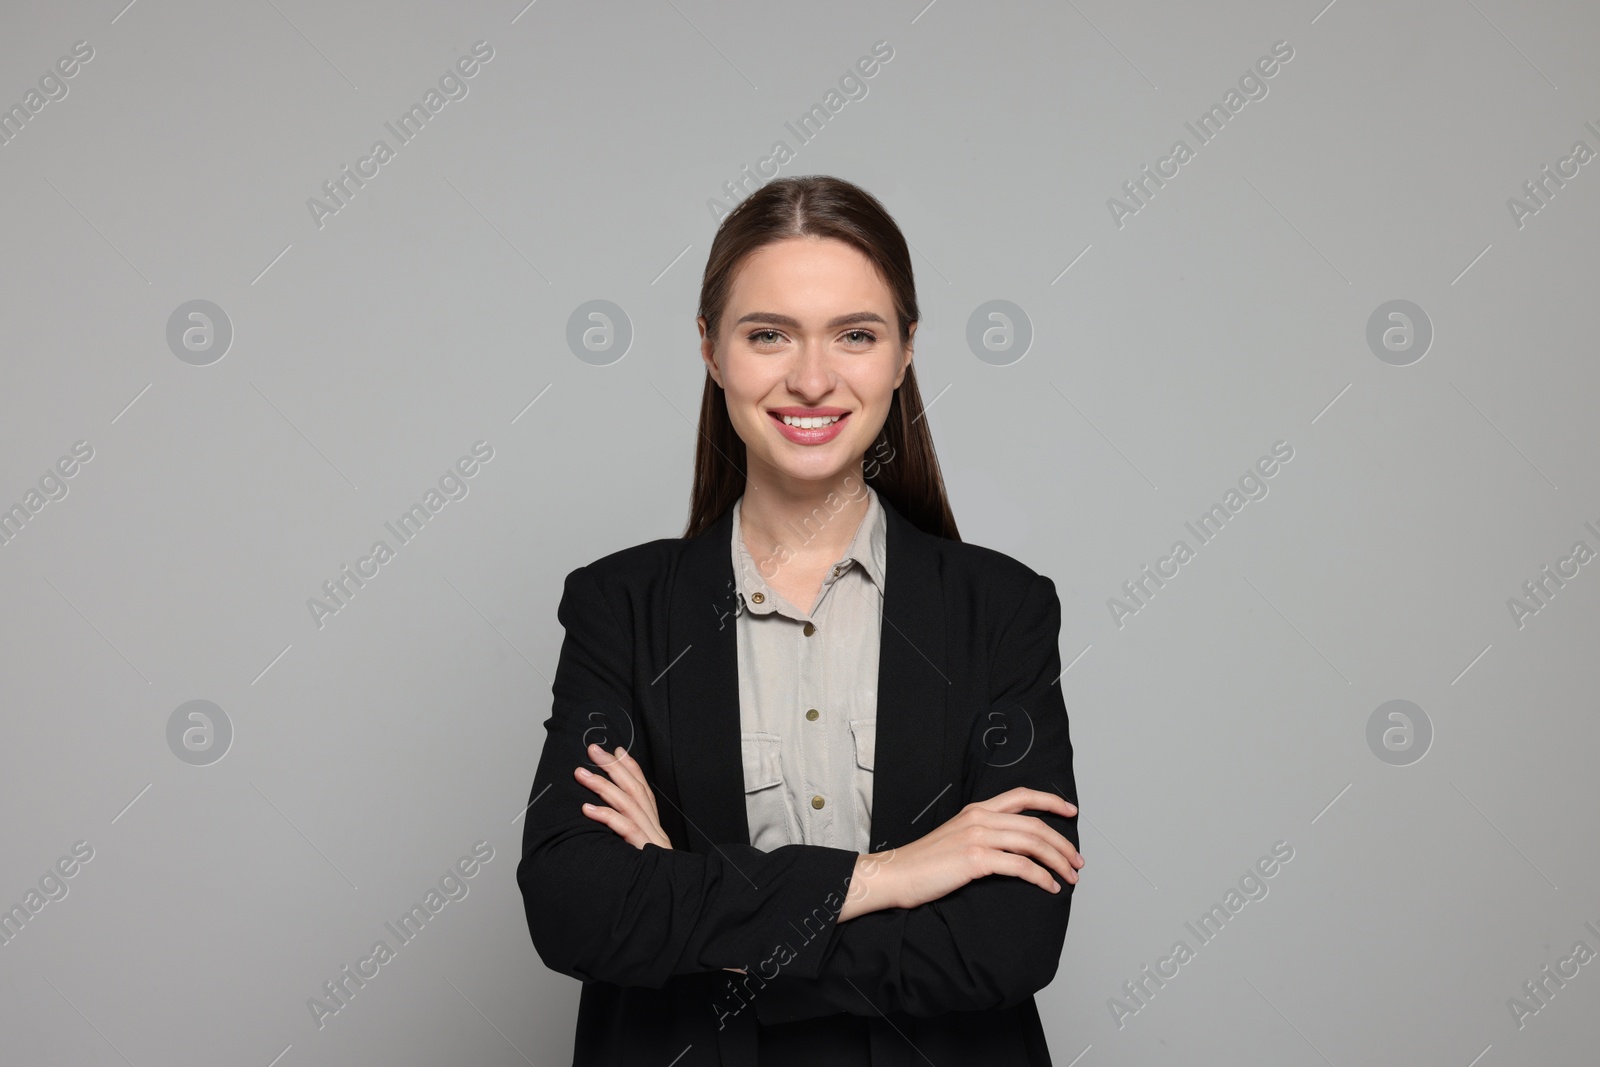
left=769, top=411, right=849, bottom=429
left=767, top=409, right=851, bottom=444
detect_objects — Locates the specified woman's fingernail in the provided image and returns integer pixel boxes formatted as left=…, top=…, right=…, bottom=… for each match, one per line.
left=617, top=746, right=627, bottom=758
left=576, top=767, right=590, bottom=777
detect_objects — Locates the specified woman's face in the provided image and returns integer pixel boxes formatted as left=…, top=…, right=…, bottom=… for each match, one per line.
left=700, top=235, right=915, bottom=492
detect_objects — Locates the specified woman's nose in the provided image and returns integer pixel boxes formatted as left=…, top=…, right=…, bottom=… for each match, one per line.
left=787, top=341, right=834, bottom=395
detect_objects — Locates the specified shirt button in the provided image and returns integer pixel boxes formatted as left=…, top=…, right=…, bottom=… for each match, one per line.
left=803, top=622, right=815, bottom=636
left=811, top=795, right=825, bottom=810
left=805, top=708, right=819, bottom=721
left=751, top=592, right=765, bottom=604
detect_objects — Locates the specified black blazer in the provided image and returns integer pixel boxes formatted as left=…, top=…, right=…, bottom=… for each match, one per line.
left=517, top=493, right=1080, bottom=1066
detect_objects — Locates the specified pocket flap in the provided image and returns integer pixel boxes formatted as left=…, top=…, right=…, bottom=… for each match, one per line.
left=849, top=718, right=876, bottom=772
left=740, top=732, right=785, bottom=791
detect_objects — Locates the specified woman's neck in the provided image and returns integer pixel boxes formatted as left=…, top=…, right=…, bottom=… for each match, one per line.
left=737, top=471, right=872, bottom=569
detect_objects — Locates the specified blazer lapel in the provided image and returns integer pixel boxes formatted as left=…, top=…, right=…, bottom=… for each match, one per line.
left=667, top=502, right=746, bottom=852
left=867, top=496, right=948, bottom=852
left=667, top=493, right=948, bottom=855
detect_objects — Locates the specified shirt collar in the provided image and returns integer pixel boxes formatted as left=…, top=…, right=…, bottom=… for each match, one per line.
left=730, top=486, right=887, bottom=616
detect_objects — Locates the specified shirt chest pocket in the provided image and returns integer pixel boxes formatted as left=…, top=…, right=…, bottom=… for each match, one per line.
left=849, top=718, right=876, bottom=843
left=740, top=732, right=802, bottom=851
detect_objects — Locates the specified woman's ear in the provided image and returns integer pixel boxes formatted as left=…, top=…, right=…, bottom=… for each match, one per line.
left=893, top=321, right=917, bottom=388
left=698, top=316, right=723, bottom=387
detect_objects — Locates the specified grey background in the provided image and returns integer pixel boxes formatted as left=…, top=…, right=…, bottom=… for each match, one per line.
left=2, top=0, right=1597, bottom=1064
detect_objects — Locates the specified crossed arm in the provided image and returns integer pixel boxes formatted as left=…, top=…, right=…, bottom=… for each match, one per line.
left=517, top=566, right=1080, bottom=1019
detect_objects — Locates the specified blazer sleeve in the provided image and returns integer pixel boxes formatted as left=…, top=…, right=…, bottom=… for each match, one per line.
left=748, top=572, right=1080, bottom=1022
left=516, top=565, right=861, bottom=989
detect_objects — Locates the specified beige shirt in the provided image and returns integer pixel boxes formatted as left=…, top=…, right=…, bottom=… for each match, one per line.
left=731, top=487, right=887, bottom=856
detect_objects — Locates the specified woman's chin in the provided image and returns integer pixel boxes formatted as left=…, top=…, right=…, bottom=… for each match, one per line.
left=759, top=454, right=861, bottom=487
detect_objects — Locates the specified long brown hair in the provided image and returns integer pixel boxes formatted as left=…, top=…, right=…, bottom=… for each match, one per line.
left=683, top=175, right=960, bottom=542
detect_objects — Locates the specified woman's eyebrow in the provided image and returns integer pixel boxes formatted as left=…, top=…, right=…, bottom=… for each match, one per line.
left=733, top=311, right=889, bottom=329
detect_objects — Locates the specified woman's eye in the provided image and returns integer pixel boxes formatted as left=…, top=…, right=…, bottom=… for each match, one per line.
left=746, top=327, right=875, bottom=346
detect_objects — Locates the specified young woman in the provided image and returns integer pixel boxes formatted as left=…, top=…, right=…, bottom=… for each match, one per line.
left=517, top=175, right=1083, bottom=1066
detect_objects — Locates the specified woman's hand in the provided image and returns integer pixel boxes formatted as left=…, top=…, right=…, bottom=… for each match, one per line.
left=859, top=787, right=1081, bottom=915
left=578, top=745, right=743, bottom=969
left=575, top=743, right=674, bottom=850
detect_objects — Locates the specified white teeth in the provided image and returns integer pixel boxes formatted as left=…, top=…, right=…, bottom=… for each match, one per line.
left=780, top=414, right=842, bottom=428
